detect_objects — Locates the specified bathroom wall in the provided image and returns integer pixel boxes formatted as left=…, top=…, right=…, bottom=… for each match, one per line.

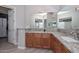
left=15, top=5, right=25, bottom=28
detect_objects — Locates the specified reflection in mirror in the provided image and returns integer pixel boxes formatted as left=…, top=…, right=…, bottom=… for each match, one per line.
left=46, top=12, right=57, bottom=29
left=57, top=6, right=79, bottom=30
left=31, top=12, right=57, bottom=31
left=35, top=19, right=44, bottom=28
left=57, top=11, right=72, bottom=29
left=32, top=13, right=47, bottom=29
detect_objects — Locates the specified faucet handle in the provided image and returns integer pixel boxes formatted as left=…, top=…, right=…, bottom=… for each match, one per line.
left=70, top=31, right=75, bottom=34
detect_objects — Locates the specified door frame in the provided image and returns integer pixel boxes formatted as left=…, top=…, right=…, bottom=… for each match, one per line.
left=0, top=6, right=17, bottom=45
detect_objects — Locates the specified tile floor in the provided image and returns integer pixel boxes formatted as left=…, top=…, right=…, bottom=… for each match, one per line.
left=0, top=38, right=52, bottom=53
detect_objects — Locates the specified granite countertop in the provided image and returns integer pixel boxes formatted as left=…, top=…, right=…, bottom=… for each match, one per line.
left=52, top=32, right=79, bottom=53
left=26, top=30, right=79, bottom=53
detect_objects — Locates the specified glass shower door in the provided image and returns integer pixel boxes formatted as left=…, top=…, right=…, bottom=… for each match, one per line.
left=0, top=18, right=7, bottom=37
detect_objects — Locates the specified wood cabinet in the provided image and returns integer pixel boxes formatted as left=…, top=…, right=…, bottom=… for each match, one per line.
left=41, top=33, right=51, bottom=48
left=25, top=33, right=33, bottom=47
left=33, top=33, right=42, bottom=48
left=25, top=33, right=70, bottom=53
left=25, top=33, right=51, bottom=48
left=50, top=34, right=70, bottom=53
left=53, top=38, right=62, bottom=53
left=61, top=43, right=70, bottom=53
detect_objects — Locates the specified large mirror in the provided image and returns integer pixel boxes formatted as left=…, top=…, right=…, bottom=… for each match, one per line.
left=57, top=6, right=79, bottom=30
left=57, top=11, right=72, bottom=29
left=31, top=12, right=57, bottom=31
left=30, top=6, right=79, bottom=31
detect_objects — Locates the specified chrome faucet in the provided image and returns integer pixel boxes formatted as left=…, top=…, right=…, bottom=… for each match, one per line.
left=71, top=30, right=79, bottom=40
left=77, top=33, right=79, bottom=40
left=44, top=29, right=46, bottom=32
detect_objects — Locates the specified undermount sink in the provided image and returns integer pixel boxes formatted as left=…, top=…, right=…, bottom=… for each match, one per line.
left=61, top=36, right=79, bottom=43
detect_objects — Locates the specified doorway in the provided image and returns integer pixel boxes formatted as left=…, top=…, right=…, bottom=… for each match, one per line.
left=0, top=6, right=17, bottom=51
left=0, top=13, right=8, bottom=37
left=0, top=13, right=8, bottom=41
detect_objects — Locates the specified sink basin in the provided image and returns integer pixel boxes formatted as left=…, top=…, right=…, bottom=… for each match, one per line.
left=61, top=36, right=79, bottom=43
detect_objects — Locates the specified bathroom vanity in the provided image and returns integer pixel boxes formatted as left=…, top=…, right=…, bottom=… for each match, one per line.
left=25, top=32, right=70, bottom=53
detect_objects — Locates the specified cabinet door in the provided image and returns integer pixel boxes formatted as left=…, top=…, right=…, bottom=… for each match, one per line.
left=41, top=33, right=51, bottom=48
left=50, top=35, right=55, bottom=51
left=25, top=33, right=33, bottom=47
left=42, top=33, right=50, bottom=38
left=41, top=38, right=50, bottom=48
left=52, top=35, right=70, bottom=53
left=50, top=34, right=70, bottom=53
left=32, top=33, right=42, bottom=48
left=26, top=38, right=33, bottom=47
left=61, top=44, right=70, bottom=53
left=53, top=38, right=62, bottom=53
left=54, top=44, right=62, bottom=53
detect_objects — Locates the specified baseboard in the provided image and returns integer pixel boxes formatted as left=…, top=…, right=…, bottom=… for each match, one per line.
left=18, top=46, right=26, bottom=49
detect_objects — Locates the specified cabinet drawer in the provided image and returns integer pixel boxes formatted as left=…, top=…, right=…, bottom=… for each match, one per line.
left=33, top=33, right=41, bottom=38
left=26, top=33, right=33, bottom=38
left=42, top=33, right=51, bottom=38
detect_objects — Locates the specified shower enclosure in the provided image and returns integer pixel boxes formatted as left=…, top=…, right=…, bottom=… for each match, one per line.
left=0, top=13, right=8, bottom=38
